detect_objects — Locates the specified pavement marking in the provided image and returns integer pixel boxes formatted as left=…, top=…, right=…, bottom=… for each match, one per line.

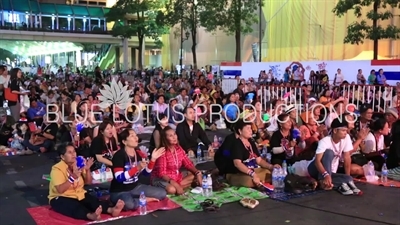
left=1, top=160, right=11, bottom=165
left=15, top=180, right=27, bottom=187
left=6, top=168, right=17, bottom=174
left=26, top=197, right=39, bottom=207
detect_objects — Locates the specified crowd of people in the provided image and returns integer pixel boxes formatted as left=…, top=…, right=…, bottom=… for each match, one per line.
left=0, top=64, right=400, bottom=221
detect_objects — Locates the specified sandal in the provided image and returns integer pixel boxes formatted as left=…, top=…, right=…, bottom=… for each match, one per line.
left=200, top=199, right=220, bottom=212
left=240, top=198, right=259, bottom=209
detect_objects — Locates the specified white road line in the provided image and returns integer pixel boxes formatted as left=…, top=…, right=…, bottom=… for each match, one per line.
left=15, top=180, right=26, bottom=187
left=26, top=197, right=39, bottom=207
left=6, top=168, right=17, bottom=174
left=1, top=160, right=11, bottom=165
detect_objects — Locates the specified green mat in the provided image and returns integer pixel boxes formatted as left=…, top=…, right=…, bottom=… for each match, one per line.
left=168, top=186, right=268, bottom=212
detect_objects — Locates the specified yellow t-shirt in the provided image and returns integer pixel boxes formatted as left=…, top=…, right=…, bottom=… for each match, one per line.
left=48, top=160, right=86, bottom=202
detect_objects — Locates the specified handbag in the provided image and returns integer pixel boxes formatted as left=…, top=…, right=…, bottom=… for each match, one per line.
left=4, top=87, right=18, bottom=102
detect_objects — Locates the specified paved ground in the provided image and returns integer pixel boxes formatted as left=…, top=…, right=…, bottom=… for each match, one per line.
left=0, top=130, right=399, bottom=225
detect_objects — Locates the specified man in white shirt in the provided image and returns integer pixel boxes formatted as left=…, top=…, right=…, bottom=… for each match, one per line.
left=307, top=117, right=362, bottom=195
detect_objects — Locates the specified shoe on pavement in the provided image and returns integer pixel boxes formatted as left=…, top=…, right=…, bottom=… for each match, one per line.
left=338, top=183, right=353, bottom=196
left=25, top=149, right=34, bottom=155
left=347, top=181, right=362, bottom=195
left=17, top=150, right=26, bottom=155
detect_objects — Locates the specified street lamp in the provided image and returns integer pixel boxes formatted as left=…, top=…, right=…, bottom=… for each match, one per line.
left=179, top=27, right=190, bottom=74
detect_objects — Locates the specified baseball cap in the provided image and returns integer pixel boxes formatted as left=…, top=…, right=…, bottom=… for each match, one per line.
left=330, top=117, right=348, bottom=129
left=308, top=97, right=317, bottom=103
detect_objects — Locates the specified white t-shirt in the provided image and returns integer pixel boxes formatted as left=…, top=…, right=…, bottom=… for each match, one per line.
left=363, top=133, right=384, bottom=154
left=312, top=134, right=353, bottom=173
left=325, top=113, right=338, bottom=129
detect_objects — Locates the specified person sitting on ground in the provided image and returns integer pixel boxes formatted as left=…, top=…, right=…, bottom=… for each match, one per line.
left=386, top=120, right=400, bottom=177
left=225, top=120, right=280, bottom=188
left=151, top=126, right=203, bottom=195
left=48, top=143, right=124, bottom=221
left=304, top=117, right=362, bottom=195
left=90, top=121, right=118, bottom=171
left=109, top=129, right=167, bottom=211
left=23, top=113, right=58, bottom=154
left=60, top=116, right=93, bottom=157
left=362, top=117, right=390, bottom=170
left=149, top=113, right=168, bottom=155
left=176, top=107, right=213, bottom=155
left=214, top=131, right=238, bottom=175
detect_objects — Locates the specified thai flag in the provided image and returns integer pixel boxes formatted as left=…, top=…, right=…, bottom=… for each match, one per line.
left=371, top=60, right=400, bottom=84
left=220, top=62, right=242, bottom=76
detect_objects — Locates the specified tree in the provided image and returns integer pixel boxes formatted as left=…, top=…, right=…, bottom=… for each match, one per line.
left=106, top=0, right=168, bottom=69
left=333, top=0, right=400, bottom=60
left=199, top=0, right=261, bottom=62
left=161, top=0, right=204, bottom=69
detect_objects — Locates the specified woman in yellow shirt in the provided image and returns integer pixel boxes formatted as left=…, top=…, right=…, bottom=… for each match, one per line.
left=48, top=143, right=124, bottom=221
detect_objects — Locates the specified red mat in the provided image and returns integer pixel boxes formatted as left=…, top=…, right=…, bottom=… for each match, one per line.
left=27, top=198, right=180, bottom=225
left=354, top=177, right=400, bottom=187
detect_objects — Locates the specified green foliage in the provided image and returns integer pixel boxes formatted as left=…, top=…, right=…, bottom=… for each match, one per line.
left=199, top=0, right=261, bottom=35
left=333, top=0, right=400, bottom=45
left=161, top=0, right=203, bottom=34
left=105, top=0, right=169, bottom=47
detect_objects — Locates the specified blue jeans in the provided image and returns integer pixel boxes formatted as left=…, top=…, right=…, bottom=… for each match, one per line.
left=109, top=184, right=166, bottom=211
left=22, top=139, right=54, bottom=153
left=307, top=149, right=353, bottom=187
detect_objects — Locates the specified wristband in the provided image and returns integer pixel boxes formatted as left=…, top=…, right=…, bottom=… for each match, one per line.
left=247, top=169, right=255, bottom=177
left=68, top=175, right=75, bottom=184
left=322, top=171, right=329, bottom=177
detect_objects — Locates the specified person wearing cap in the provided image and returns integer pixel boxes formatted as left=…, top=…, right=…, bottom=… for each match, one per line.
left=285, top=104, right=302, bottom=127
left=306, top=117, right=362, bottom=195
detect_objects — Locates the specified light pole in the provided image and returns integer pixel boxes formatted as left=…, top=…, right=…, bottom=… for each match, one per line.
left=179, top=15, right=190, bottom=74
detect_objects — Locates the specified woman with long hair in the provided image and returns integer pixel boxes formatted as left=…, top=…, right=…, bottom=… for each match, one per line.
left=8, top=68, right=28, bottom=121
left=90, top=121, right=118, bottom=170
left=149, top=113, right=168, bottom=154
left=270, top=113, right=299, bottom=165
left=151, top=126, right=202, bottom=195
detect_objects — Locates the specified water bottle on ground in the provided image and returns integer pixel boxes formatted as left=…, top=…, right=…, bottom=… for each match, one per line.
left=381, top=163, right=388, bottom=183
left=139, top=191, right=147, bottom=215
left=206, top=174, right=213, bottom=196
left=100, top=164, right=107, bottom=182
left=282, top=160, right=288, bottom=176
left=202, top=175, right=209, bottom=196
left=218, top=137, right=223, bottom=145
left=272, top=168, right=279, bottom=192
left=197, top=145, right=202, bottom=163
left=279, top=168, right=286, bottom=191
left=365, top=160, right=375, bottom=181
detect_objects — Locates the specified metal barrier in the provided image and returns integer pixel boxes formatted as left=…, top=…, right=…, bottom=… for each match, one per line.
left=258, top=84, right=400, bottom=112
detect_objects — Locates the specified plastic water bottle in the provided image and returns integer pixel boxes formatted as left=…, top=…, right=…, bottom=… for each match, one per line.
left=197, top=145, right=202, bottom=163
left=282, top=160, right=288, bottom=176
left=272, top=168, right=279, bottom=192
left=280, top=168, right=286, bottom=191
left=206, top=174, right=213, bottom=196
left=287, top=165, right=292, bottom=175
left=100, top=164, right=107, bottom=182
left=261, top=145, right=267, bottom=159
left=366, top=160, right=375, bottom=181
left=139, top=191, right=147, bottom=215
left=202, top=175, right=209, bottom=196
left=381, top=163, right=388, bottom=183
left=213, top=135, right=219, bottom=148
left=218, top=137, right=223, bottom=145
left=266, top=152, right=272, bottom=163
